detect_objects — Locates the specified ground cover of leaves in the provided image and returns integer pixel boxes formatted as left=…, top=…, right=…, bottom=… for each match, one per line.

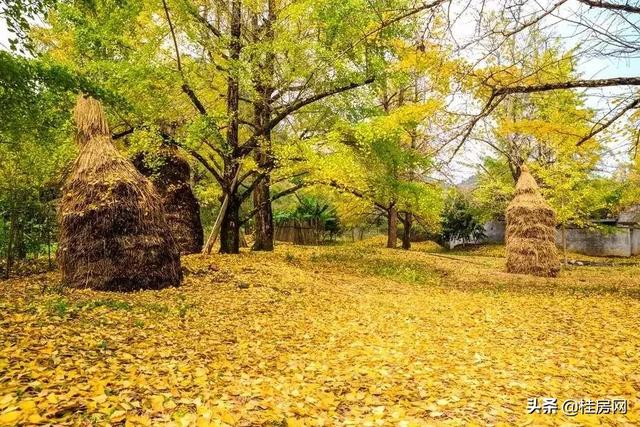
left=1, top=237, right=639, bottom=426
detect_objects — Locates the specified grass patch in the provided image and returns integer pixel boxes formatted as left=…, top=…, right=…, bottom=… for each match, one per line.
left=365, top=259, right=442, bottom=285
left=310, top=247, right=443, bottom=285
left=47, top=298, right=69, bottom=317
left=47, top=297, right=133, bottom=317
left=78, top=299, right=132, bottom=311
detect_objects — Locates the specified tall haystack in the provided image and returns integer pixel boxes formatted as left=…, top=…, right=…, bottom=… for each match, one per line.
left=133, top=148, right=204, bottom=254
left=58, top=96, right=182, bottom=291
left=506, top=165, right=560, bottom=277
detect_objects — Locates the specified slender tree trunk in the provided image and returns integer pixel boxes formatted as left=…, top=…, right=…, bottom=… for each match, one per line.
left=47, top=225, right=52, bottom=270
left=5, top=215, right=15, bottom=280
left=203, top=197, right=228, bottom=254
left=387, top=204, right=397, bottom=248
left=14, top=221, right=26, bottom=260
left=401, top=212, right=412, bottom=250
left=561, top=224, right=568, bottom=265
left=203, top=168, right=240, bottom=254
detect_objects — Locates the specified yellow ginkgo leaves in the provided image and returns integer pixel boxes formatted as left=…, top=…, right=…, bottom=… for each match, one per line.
left=1, top=239, right=639, bottom=425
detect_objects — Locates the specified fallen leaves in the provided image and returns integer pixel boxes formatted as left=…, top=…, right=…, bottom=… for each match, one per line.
left=0, top=240, right=639, bottom=425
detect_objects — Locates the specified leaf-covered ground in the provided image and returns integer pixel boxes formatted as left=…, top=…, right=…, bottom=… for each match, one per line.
left=1, top=238, right=639, bottom=426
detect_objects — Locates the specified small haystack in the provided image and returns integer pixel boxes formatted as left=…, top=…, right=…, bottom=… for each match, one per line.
left=506, top=165, right=560, bottom=277
left=58, top=96, right=182, bottom=291
left=133, top=148, right=204, bottom=254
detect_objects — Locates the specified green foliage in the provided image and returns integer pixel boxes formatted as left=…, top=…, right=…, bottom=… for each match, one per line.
left=274, top=196, right=341, bottom=234
left=472, top=157, right=514, bottom=221
left=0, top=0, right=57, bottom=52
left=0, top=53, right=81, bottom=274
left=619, top=158, right=640, bottom=211
left=440, top=191, right=486, bottom=245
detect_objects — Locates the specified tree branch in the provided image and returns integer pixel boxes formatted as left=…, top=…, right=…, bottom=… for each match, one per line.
left=577, top=0, right=640, bottom=13
left=175, top=142, right=224, bottom=185
left=576, top=96, right=640, bottom=146
left=318, top=179, right=387, bottom=211
left=181, top=83, right=208, bottom=115
left=240, top=182, right=306, bottom=225
left=112, top=128, right=135, bottom=140
left=493, top=77, right=640, bottom=95
left=162, top=0, right=209, bottom=115
left=268, top=76, right=375, bottom=131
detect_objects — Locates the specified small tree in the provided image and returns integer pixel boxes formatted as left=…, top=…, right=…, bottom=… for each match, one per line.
left=439, top=191, right=486, bottom=248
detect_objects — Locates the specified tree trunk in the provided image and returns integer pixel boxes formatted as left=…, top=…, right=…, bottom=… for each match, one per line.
left=219, top=195, right=241, bottom=254
left=252, top=176, right=274, bottom=250
left=4, top=215, right=15, bottom=279
left=251, top=0, right=275, bottom=251
left=14, top=221, right=26, bottom=260
left=401, top=212, right=412, bottom=250
left=47, top=225, right=52, bottom=270
left=387, top=204, right=397, bottom=248
left=561, top=224, right=568, bottom=266
left=218, top=0, right=242, bottom=255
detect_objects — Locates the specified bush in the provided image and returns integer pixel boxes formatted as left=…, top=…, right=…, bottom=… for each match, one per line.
left=439, top=192, right=486, bottom=245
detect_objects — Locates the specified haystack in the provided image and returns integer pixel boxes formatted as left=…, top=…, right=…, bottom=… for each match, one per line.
left=58, top=96, right=182, bottom=291
left=506, top=165, right=560, bottom=277
left=133, top=148, right=204, bottom=254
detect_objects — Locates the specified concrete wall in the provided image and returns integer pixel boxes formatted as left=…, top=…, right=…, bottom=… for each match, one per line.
left=556, top=227, right=632, bottom=257
left=449, top=219, right=640, bottom=257
left=484, top=220, right=506, bottom=243
left=631, top=229, right=640, bottom=256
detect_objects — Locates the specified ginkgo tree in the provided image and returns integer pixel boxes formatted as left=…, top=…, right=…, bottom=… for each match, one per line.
left=471, top=31, right=610, bottom=261
left=305, top=99, right=445, bottom=249
left=32, top=0, right=449, bottom=254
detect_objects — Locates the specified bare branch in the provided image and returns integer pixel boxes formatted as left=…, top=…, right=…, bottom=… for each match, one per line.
left=576, top=97, right=640, bottom=146
left=577, top=0, right=640, bottom=13
left=162, top=0, right=209, bottom=116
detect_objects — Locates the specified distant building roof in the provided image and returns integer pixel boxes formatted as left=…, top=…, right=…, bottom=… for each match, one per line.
left=618, top=205, right=640, bottom=225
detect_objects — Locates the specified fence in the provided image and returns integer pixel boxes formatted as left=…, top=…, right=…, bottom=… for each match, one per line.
left=274, top=219, right=324, bottom=245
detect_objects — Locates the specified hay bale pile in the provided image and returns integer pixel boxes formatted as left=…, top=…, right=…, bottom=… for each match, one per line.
left=133, top=148, right=203, bottom=254
left=506, top=165, right=560, bottom=277
left=58, top=96, right=182, bottom=291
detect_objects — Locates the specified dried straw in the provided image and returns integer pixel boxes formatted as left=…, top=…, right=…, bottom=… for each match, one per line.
left=505, top=165, right=560, bottom=277
left=58, top=95, right=182, bottom=291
